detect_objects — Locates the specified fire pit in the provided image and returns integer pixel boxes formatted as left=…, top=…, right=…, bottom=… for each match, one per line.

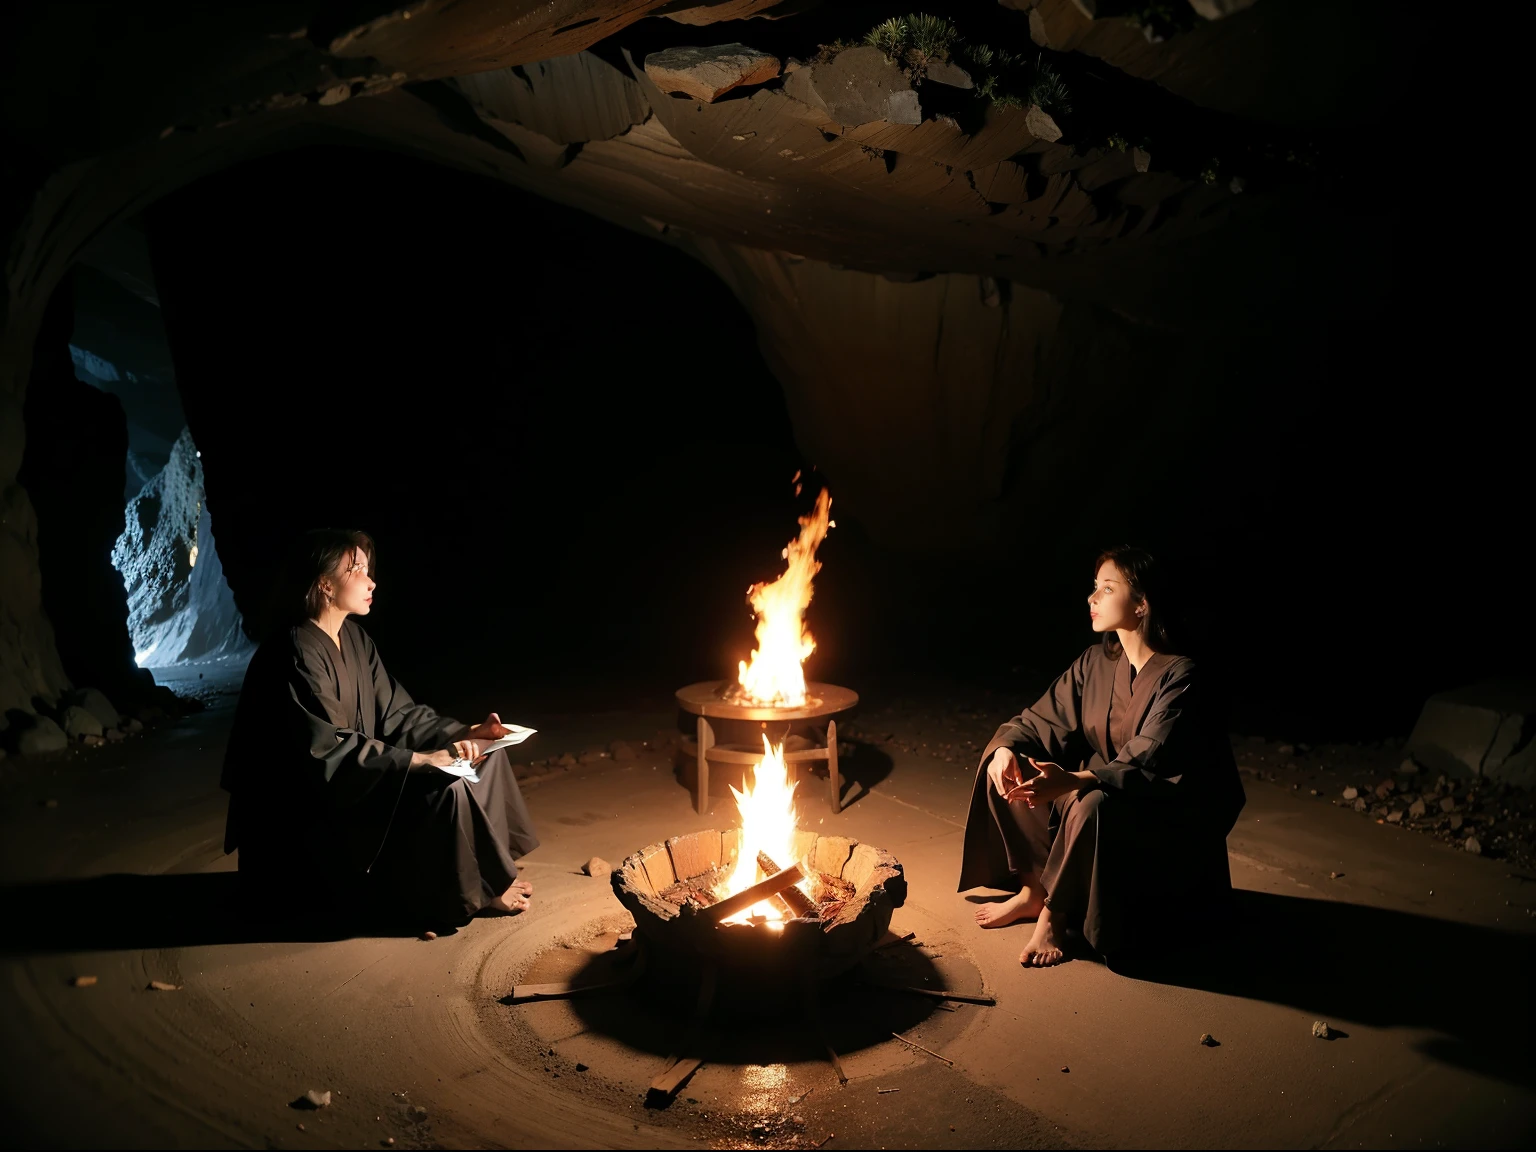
left=611, top=827, right=905, bottom=983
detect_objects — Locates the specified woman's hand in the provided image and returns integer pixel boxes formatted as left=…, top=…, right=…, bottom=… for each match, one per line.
left=986, top=748, right=1027, bottom=798
left=1006, top=757, right=1086, bottom=808
left=412, top=741, right=481, bottom=771
left=465, top=712, right=510, bottom=743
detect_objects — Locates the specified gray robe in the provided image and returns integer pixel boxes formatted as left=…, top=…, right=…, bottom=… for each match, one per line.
left=959, top=644, right=1244, bottom=954
left=222, top=620, right=538, bottom=925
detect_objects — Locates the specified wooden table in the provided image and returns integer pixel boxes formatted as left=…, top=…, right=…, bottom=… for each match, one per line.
left=674, top=681, right=860, bottom=816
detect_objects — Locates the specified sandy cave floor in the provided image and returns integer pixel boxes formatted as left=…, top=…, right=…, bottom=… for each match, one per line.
left=1, top=674, right=1534, bottom=1149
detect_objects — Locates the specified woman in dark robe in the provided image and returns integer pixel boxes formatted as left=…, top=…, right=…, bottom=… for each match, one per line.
left=221, top=529, right=540, bottom=928
left=959, top=546, right=1244, bottom=967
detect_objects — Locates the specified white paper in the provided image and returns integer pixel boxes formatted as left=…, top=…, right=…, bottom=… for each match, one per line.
left=437, top=723, right=537, bottom=784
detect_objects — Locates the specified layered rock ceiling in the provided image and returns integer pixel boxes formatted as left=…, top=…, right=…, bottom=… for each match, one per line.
left=0, top=1, right=1401, bottom=718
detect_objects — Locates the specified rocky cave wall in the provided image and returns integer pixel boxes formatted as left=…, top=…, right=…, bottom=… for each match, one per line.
left=0, top=1, right=1495, bottom=735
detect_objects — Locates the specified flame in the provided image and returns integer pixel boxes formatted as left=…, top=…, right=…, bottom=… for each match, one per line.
left=736, top=487, right=833, bottom=707
left=719, top=737, right=807, bottom=922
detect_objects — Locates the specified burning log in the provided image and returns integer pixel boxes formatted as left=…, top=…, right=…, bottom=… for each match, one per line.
left=707, top=861, right=808, bottom=924
left=758, top=850, right=816, bottom=918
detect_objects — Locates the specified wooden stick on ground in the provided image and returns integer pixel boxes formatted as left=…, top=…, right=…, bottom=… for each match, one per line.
left=758, top=851, right=817, bottom=917
left=890, top=1030, right=953, bottom=1066
left=802, top=982, right=848, bottom=1085
left=870, top=984, right=996, bottom=1006
left=647, top=965, right=717, bottom=1103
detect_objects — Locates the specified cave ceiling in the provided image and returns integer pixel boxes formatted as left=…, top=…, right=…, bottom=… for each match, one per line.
left=1, top=0, right=1398, bottom=357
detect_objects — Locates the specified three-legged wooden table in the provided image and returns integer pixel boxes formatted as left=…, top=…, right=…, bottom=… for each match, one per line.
left=674, top=681, right=860, bottom=816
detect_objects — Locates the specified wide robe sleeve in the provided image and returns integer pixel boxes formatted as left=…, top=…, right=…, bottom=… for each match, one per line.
left=288, top=636, right=416, bottom=808
left=1088, top=658, right=1245, bottom=825
left=356, top=627, right=468, bottom=753
left=978, top=646, right=1097, bottom=771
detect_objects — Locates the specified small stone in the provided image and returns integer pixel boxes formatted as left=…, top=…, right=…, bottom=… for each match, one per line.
left=71, top=975, right=98, bottom=987
left=1023, top=104, right=1062, bottom=142
left=1409, top=799, right=1427, bottom=818
left=410, top=1105, right=427, bottom=1120
left=1198, top=1033, right=1218, bottom=1046
left=609, top=740, right=637, bottom=762
left=1465, top=837, right=1483, bottom=855
left=1309, top=788, right=1318, bottom=796
left=1440, top=797, right=1457, bottom=813
left=1329, top=871, right=1342, bottom=879
left=148, top=980, right=181, bottom=991
left=1311, top=1020, right=1332, bottom=1039
left=17, top=716, right=68, bottom=755
left=81, top=734, right=106, bottom=747
left=1060, top=1066, right=1069, bottom=1073
left=924, top=59, right=973, bottom=89
left=644, top=43, right=781, bottom=103
left=1386, top=810, right=1403, bottom=824
left=1352, top=798, right=1367, bottom=812
left=1449, top=814, right=1464, bottom=831
left=1342, top=786, right=1358, bottom=800
left=1277, top=743, right=1295, bottom=756
left=1397, top=758, right=1421, bottom=776
left=105, top=727, right=125, bottom=742
left=583, top=857, right=611, bottom=879
left=422, top=931, right=437, bottom=941
left=125, top=718, right=144, bottom=734
left=305, top=1089, right=332, bottom=1108
left=575, top=1062, right=589, bottom=1072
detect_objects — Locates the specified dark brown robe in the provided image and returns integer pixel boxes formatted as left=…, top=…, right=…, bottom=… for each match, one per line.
left=221, top=620, right=539, bottom=926
left=959, top=644, right=1244, bottom=955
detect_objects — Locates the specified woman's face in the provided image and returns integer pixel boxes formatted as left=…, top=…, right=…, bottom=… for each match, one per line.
left=323, top=548, right=375, bottom=617
left=1087, top=561, right=1143, bottom=633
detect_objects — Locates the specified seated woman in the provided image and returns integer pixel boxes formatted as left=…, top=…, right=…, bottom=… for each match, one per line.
left=958, top=546, right=1244, bottom=967
left=221, top=529, right=539, bottom=929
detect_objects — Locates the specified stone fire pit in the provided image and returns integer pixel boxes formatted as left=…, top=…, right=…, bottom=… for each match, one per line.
left=612, top=828, right=906, bottom=982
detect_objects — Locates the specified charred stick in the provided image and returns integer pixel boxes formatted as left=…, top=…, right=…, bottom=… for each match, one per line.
left=758, top=851, right=817, bottom=917
left=708, top=862, right=807, bottom=924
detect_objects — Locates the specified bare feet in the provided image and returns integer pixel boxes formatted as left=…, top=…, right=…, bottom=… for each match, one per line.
left=1019, top=905, right=1069, bottom=967
left=484, top=882, right=532, bottom=915
left=974, top=886, right=1045, bottom=929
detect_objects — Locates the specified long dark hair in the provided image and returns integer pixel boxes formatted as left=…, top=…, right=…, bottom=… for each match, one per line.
left=1094, top=545, right=1178, bottom=658
left=258, top=528, right=375, bottom=637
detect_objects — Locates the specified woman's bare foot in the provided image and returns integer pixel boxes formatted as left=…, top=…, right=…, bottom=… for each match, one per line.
left=1019, top=906, right=1069, bottom=967
left=510, top=878, right=533, bottom=897
left=974, top=886, right=1045, bottom=929
left=484, top=884, right=531, bottom=915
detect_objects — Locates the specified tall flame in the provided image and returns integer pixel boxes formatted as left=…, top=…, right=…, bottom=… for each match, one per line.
left=720, top=737, right=804, bottom=922
left=736, top=487, right=833, bottom=707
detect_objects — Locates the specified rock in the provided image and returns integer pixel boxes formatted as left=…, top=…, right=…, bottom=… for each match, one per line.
left=1328, top=871, right=1342, bottom=879
left=1449, top=814, right=1464, bottom=831
left=643, top=44, right=780, bottom=104
left=1352, top=798, right=1367, bottom=812
left=71, top=975, right=97, bottom=987
left=1341, top=786, right=1358, bottom=801
left=1408, top=798, right=1427, bottom=818
left=1198, top=1033, right=1218, bottom=1046
left=105, top=727, right=124, bottom=742
left=1386, top=809, right=1403, bottom=824
left=575, top=1062, right=589, bottom=1072
left=1023, top=104, right=1062, bottom=142
left=1406, top=680, right=1536, bottom=788
left=1132, top=147, right=1151, bottom=173
left=125, top=717, right=144, bottom=734
left=148, top=979, right=180, bottom=991
left=17, top=716, right=68, bottom=754
left=1397, top=758, right=1421, bottom=776
left=783, top=46, right=922, bottom=127
left=609, top=740, right=637, bottom=762
left=583, top=856, right=611, bottom=879
left=1440, top=797, right=1457, bottom=813
left=81, top=733, right=106, bottom=747
left=1276, top=743, right=1295, bottom=756
left=1465, top=836, right=1483, bottom=855
left=304, top=1089, right=331, bottom=1108
left=61, top=705, right=104, bottom=739
left=64, top=687, right=119, bottom=730
left=923, top=59, right=973, bottom=89
left=422, top=930, right=437, bottom=941
left=1311, top=1020, right=1332, bottom=1039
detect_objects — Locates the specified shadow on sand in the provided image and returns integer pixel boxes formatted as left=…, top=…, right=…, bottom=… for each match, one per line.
left=1111, top=889, right=1536, bottom=1088
left=0, top=872, right=421, bottom=953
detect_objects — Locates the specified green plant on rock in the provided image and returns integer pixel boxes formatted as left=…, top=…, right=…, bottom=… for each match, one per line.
left=1026, top=58, right=1071, bottom=117
left=864, top=17, right=909, bottom=63
left=1107, top=133, right=1129, bottom=151
left=1200, top=158, right=1220, bottom=184
left=908, top=12, right=959, bottom=65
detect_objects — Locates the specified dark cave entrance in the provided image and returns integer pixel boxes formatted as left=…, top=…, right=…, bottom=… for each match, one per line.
left=138, top=143, right=812, bottom=716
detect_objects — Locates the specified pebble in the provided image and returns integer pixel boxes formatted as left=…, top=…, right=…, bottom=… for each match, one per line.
left=1387, top=810, right=1403, bottom=824
left=1198, top=1033, right=1218, bottom=1046
left=1311, top=1020, right=1332, bottom=1039
left=422, top=931, right=437, bottom=941
left=305, top=1089, right=332, bottom=1108
left=1449, top=814, right=1464, bottom=831
left=1342, top=787, right=1358, bottom=801
left=1329, top=871, right=1342, bottom=879
left=71, top=975, right=98, bottom=987
left=1060, top=1066, right=1069, bottom=1073
left=1465, top=837, right=1483, bottom=855
left=1440, top=797, right=1457, bottom=813
left=1408, top=799, right=1427, bottom=818
left=1397, top=758, right=1421, bottom=775
left=583, top=857, right=611, bottom=879
left=148, top=980, right=181, bottom=991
